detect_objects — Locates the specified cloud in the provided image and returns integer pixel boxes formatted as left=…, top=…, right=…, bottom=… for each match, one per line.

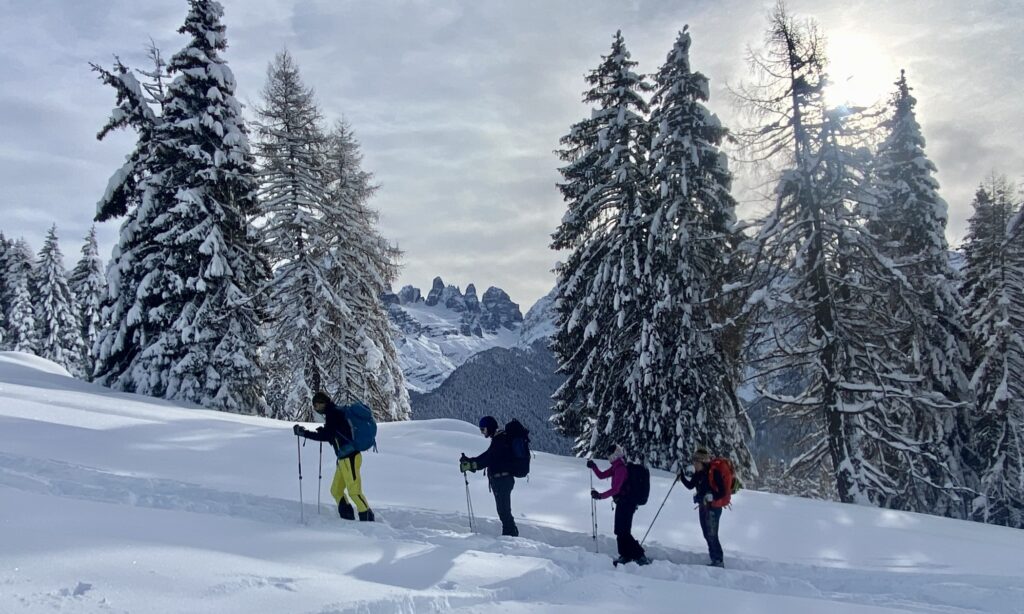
left=0, top=0, right=1020, bottom=308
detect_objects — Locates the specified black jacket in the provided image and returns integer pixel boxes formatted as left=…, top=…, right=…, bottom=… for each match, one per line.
left=469, top=431, right=514, bottom=477
left=302, top=402, right=356, bottom=459
left=681, top=467, right=726, bottom=504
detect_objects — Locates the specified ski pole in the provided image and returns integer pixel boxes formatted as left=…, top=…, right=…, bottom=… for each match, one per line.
left=589, top=462, right=598, bottom=553
left=640, top=478, right=678, bottom=546
left=317, top=440, right=323, bottom=515
left=586, top=421, right=600, bottom=553
left=463, top=469, right=476, bottom=533
left=296, top=434, right=304, bottom=524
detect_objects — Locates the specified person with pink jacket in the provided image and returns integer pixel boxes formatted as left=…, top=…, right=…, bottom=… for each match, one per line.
left=588, top=444, right=651, bottom=566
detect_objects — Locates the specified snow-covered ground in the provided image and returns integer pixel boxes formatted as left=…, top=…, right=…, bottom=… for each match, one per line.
left=1, top=352, right=1022, bottom=613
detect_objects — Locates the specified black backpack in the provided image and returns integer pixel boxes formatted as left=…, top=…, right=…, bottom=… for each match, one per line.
left=504, top=419, right=531, bottom=478
left=621, top=463, right=650, bottom=506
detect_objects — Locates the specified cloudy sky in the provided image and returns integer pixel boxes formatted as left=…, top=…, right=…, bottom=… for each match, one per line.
left=1, top=0, right=1021, bottom=308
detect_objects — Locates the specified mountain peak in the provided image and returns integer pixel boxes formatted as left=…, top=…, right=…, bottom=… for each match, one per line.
left=386, top=277, right=528, bottom=392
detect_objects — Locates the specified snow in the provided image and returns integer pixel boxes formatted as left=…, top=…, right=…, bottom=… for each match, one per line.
left=1, top=352, right=1023, bottom=613
left=518, top=287, right=558, bottom=347
left=393, top=301, right=522, bottom=392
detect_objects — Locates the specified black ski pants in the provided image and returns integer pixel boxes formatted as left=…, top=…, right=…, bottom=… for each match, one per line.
left=699, top=505, right=724, bottom=563
left=490, top=474, right=518, bottom=536
left=613, top=501, right=645, bottom=561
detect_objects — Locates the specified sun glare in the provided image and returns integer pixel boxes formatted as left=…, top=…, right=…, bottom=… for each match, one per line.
left=824, top=31, right=899, bottom=109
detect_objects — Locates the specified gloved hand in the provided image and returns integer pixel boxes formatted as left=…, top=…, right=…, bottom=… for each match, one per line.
left=460, top=460, right=476, bottom=473
left=586, top=459, right=597, bottom=469
left=460, top=453, right=469, bottom=463
left=591, top=489, right=601, bottom=500
left=703, top=493, right=714, bottom=505
left=293, top=424, right=306, bottom=437
left=693, top=493, right=702, bottom=505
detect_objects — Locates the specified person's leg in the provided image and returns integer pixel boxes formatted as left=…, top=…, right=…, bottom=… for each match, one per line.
left=340, top=453, right=373, bottom=521
left=620, top=503, right=645, bottom=560
left=331, top=459, right=354, bottom=520
left=491, top=476, right=518, bottom=536
left=706, top=507, right=724, bottom=565
left=613, top=502, right=631, bottom=561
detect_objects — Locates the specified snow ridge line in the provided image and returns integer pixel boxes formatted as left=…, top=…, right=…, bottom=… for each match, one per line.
left=0, top=451, right=1019, bottom=613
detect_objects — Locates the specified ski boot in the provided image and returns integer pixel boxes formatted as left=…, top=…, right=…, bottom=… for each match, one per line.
left=635, top=556, right=652, bottom=566
left=338, top=501, right=355, bottom=520
left=358, top=509, right=375, bottom=522
left=612, top=555, right=632, bottom=567
left=707, top=559, right=724, bottom=568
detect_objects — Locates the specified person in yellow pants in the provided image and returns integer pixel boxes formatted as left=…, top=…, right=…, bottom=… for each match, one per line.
left=294, top=392, right=375, bottom=521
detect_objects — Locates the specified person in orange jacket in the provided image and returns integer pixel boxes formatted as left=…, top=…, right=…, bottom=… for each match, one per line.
left=679, top=446, right=729, bottom=567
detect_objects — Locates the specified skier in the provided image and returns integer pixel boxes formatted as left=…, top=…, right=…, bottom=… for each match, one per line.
left=678, top=446, right=729, bottom=567
left=588, top=444, right=650, bottom=566
left=293, top=391, right=375, bottom=522
left=460, top=416, right=519, bottom=536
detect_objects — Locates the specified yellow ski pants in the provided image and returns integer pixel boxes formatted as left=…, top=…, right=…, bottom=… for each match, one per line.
left=331, top=453, right=370, bottom=513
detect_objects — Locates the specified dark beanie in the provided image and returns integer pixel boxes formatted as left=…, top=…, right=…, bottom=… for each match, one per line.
left=478, top=416, right=498, bottom=432
left=312, top=391, right=332, bottom=405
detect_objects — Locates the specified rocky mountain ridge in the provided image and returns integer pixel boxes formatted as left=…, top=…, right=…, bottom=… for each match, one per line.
left=385, top=277, right=530, bottom=392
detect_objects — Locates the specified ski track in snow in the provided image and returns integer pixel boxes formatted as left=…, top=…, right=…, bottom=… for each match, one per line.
left=1, top=450, right=1019, bottom=614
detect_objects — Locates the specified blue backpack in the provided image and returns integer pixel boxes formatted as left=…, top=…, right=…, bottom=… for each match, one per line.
left=333, top=401, right=378, bottom=456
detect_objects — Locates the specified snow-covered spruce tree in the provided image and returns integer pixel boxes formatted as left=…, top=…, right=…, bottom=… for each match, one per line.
left=637, top=26, right=753, bottom=473
left=550, top=31, right=653, bottom=458
left=736, top=5, right=953, bottom=508
left=32, top=226, right=85, bottom=376
left=90, top=53, right=169, bottom=395
left=93, top=0, right=270, bottom=413
left=0, top=232, right=11, bottom=347
left=0, top=233, right=11, bottom=324
left=961, top=176, right=1024, bottom=528
left=322, top=120, right=410, bottom=421
left=253, top=50, right=333, bottom=420
left=5, top=239, right=39, bottom=353
left=68, top=226, right=106, bottom=380
left=867, top=71, right=972, bottom=517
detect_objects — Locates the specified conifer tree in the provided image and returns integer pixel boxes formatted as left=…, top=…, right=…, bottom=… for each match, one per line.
left=638, top=27, right=753, bottom=472
left=69, top=226, right=106, bottom=379
left=0, top=232, right=11, bottom=331
left=254, top=53, right=407, bottom=421
left=961, top=176, right=1024, bottom=528
left=322, top=120, right=410, bottom=421
left=33, top=226, right=85, bottom=376
left=737, top=4, right=951, bottom=507
left=91, top=52, right=171, bottom=393
left=0, top=233, right=11, bottom=348
left=868, top=71, right=972, bottom=516
left=92, top=0, right=269, bottom=413
left=5, top=239, right=39, bottom=353
left=254, top=50, right=334, bottom=420
left=551, top=31, right=653, bottom=457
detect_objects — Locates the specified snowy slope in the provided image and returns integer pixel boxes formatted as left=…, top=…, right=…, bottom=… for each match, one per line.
left=392, top=300, right=522, bottom=392
left=517, top=286, right=557, bottom=347
left=388, top=278, right=524, bottom=392
left=2, top=352, right=1023, bottom=614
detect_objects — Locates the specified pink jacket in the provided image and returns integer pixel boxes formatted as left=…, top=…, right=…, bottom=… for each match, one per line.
left=591, top=457, right=628, bottom=500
